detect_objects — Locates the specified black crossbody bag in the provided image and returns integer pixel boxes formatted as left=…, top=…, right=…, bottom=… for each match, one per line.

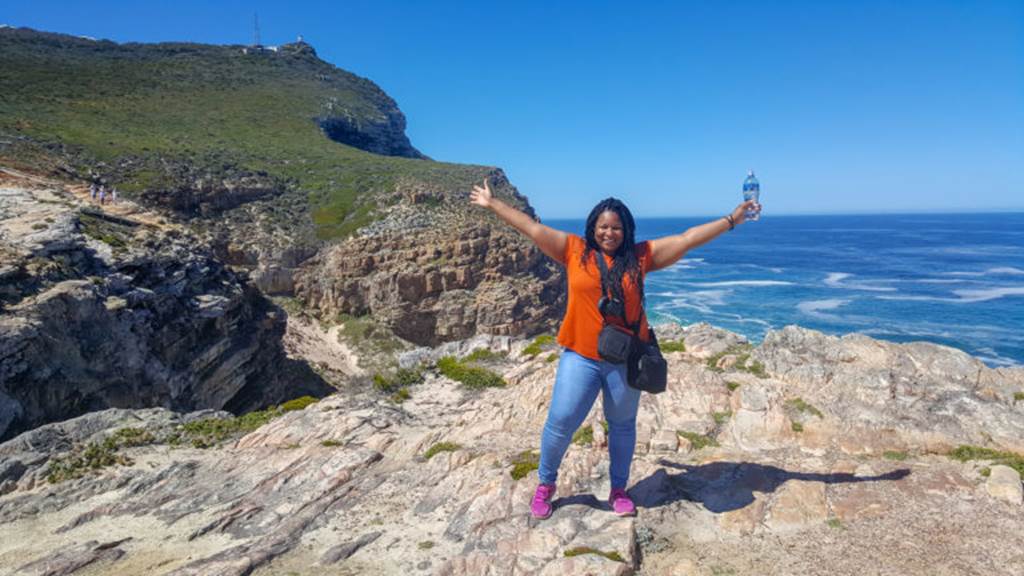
left=595, top=253, right=668, bottom=394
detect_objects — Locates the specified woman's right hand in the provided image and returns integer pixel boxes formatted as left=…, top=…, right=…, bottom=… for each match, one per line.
left=469, top=178, right=493, bottom=209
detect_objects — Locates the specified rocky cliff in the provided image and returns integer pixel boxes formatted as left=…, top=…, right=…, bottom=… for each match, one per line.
left=0, top=169, right=330, bottom=441
left=0, top=28, right=560, bottom=347
left=295, top=169, right=564, bottom=346
left=1, top=323, right=1021, bottom=575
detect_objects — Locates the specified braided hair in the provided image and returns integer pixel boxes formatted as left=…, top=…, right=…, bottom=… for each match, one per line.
left=581, top=198, right=642, bottom=306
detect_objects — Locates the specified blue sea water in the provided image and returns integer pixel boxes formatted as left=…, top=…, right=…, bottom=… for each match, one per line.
left=546, top=213, right=1024, bottom=367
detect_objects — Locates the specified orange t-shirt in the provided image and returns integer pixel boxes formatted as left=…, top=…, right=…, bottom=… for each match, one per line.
left=556, top=234, right=652, bottom=361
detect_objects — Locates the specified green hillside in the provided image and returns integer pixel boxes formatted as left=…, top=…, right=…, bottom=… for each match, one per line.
left=0, top=27, right=490, bottom=239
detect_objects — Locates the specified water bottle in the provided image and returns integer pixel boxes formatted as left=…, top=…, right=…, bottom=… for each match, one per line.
left=742, top=170, right=760, bottom=221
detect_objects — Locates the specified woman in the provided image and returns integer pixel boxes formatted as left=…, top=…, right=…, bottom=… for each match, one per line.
left=469, top=178, right=759, bottom=519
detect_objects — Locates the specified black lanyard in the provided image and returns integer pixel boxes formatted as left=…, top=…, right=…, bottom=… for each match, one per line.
left=594, top=251, right=643, bottom=334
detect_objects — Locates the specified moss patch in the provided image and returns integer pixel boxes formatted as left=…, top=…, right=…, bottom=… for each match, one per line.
left=882, top=450, right=908, bottom=461
left=660, top=340, right=686, bottom=353
left=320, top=439, right=343, bottom=447
left=677, top=430, right=719, bottom=451
left=280, top=395, right=318, bottom=412
left=725, top=381, right=741, bottom=392
left=948, top=445, right=1024, bottom=476
left=510, top=450, right=540, bottom=480
left=784, top=397, right=824, bottom=419
left=705, top=344, right=767, bottom=378
left=712, top=411, right=732, bottom=425
left=424, top=441, right=461, bottom=460
left=563, top=547, right=625, bottom=563
left=572, top=425, right=594, bottom=446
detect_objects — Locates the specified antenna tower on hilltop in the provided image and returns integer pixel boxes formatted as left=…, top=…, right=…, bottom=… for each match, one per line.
left=253, top=12, right=261, bottom=47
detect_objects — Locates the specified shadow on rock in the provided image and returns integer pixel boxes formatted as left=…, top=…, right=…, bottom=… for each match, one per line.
left=631, top=459, right=910, bottom=513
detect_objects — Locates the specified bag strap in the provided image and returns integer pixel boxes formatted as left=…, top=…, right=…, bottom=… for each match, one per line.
left=595, top=250, right=642, bottom=334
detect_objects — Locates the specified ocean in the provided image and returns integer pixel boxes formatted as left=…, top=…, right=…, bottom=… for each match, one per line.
left=546, top=213, right=1024, bottom=368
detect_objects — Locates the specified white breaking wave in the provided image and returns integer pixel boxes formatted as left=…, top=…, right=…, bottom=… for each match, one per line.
left=682, top=280, right=794, bottom=288
left=973, top=348, right=1021, bottom=368
left=797, top=298, right=850, bottom=320
left=953, top=287, right=1024, bottom=302
left=942, top=267, right=1024, bottom=277
left=824, top=272, right=898, bottom=292
left=876, top=287, right=1024, bottom=304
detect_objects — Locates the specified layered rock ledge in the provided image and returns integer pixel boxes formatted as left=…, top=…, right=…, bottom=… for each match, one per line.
left=0, top=170, right=330, bottom=441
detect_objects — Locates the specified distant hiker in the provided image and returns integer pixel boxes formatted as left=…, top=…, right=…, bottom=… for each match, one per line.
left=99, top=186, right=106, bottom=205
left=470, top=177, right=760, bottom=520
left=89, top=183, right=97, bottom=201
left=110, top=188, right=117, bottom=204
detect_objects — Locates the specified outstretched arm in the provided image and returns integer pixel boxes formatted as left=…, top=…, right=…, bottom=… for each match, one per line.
left=648, top=200, right=760, bottom=271
left=470, top=178, right=568, bottom=265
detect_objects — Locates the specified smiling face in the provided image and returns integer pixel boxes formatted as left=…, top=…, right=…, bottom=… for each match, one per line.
left=594, top=210, right=624, bottom=255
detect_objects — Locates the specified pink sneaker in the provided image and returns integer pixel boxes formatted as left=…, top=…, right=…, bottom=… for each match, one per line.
left=531, top=483, right=556, bottom=519
left=608, top=488, right=636, bottom=516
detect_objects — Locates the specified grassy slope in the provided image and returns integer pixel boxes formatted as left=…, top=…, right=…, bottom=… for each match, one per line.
left=0, top=28, right=490, bottom=239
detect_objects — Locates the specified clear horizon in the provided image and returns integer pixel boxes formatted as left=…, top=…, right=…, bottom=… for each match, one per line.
left=2, top=1, right=1022, bottom=219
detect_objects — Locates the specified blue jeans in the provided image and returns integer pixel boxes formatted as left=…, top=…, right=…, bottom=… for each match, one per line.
left=538, top=349, right=641, bottom=490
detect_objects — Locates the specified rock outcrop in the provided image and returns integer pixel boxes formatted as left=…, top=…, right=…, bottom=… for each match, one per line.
left=295, top=170, right=565, bottom=346
left=0, top=171, right=330, bottom=441
left=1, top=322, right=1021, bottom=575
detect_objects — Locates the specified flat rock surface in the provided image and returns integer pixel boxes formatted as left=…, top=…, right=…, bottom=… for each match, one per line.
left=0, top=323, right=1022, bottom=575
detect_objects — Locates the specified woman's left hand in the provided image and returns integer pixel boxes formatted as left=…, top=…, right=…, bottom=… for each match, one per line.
left=730, top=200, right=761, bottom=225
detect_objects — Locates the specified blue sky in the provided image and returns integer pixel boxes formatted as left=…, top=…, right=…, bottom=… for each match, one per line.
left=3, top=0, right=1022, bottom=217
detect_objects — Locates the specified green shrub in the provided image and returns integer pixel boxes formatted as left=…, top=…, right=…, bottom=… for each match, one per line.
left=523, top=334, right=556, bottom=357
left=321, top=439, right=343, bottom=447
left=791, top=422, right=803, bottom=433
left=418, top=541, right=435, bottom=550
left=677, top=430, right=719, bottom=450
left=46, top=442, right=131, bottom=484
left=424, top=441, right=462, bottom=460
left=784, top=398, right=824, bottom=419
left=712, top=411, right=732, bottom=425
left=463, top=348, right=504, bottom=363
left=546, top=353, right=559, bottom=363
left=1014, top=391, right=1024, bottom=404
left=390, top=388, right=411, bottom=403
left=563, top=547, right=624, bottom=562
left=883, top=450, right=908, bottom=461
left=373, top=368, right=423, bottom=393
left=176, top=396, right=318, bottom=448
left=510, top=450, right=539, bottom=480
left=704, top=344, right=766, bottom=378
left=948, top=445, right=1024, bottom=476
left=725, top=381, right=741, bottom=392
left=660, top=340, right=686, bottom=353
left=437, top=356, right=505, bottom=389
left=572, top=425, right=594, bottom=446
left=45, top=427, right=155, bottom=483
left=827, top=518, right=843, bottom=529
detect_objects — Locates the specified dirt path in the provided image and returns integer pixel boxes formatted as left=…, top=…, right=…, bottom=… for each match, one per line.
left=0, top=166, right=177, bottom=231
